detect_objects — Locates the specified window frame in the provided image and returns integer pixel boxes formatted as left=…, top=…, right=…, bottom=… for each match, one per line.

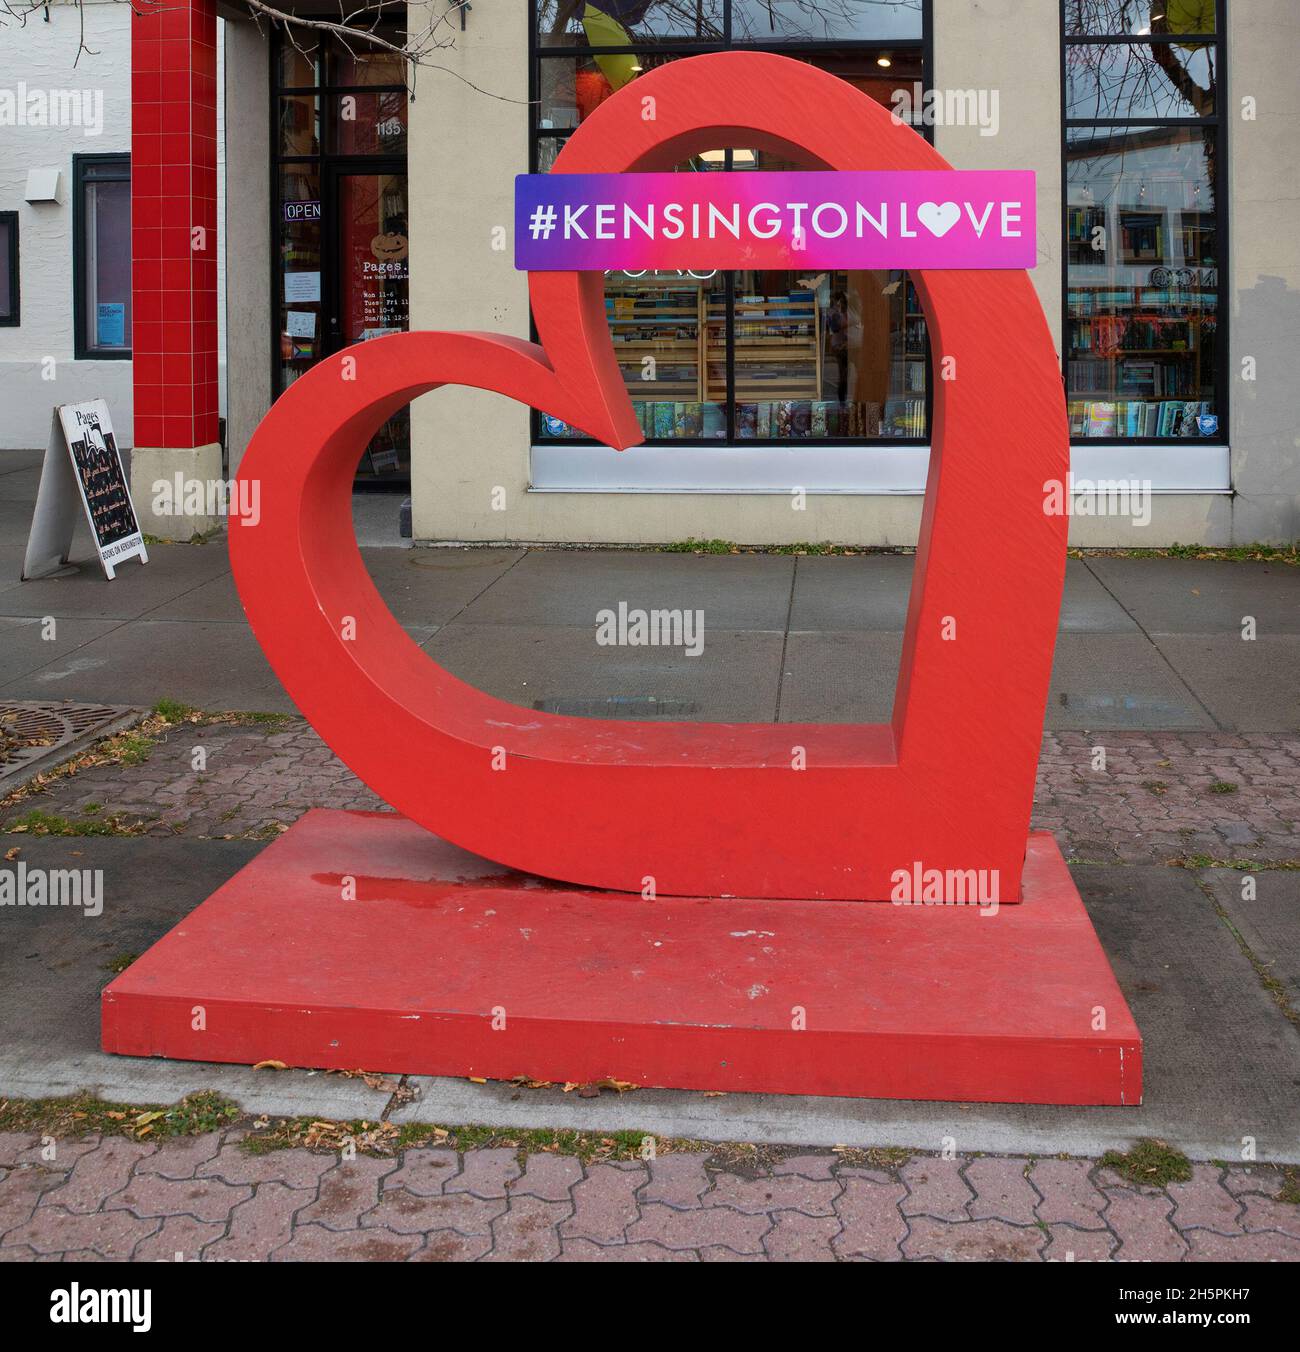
left=268, top=24, right=409, bottom=406
left=0, top=211, right=18, bottom=327
left=1059, top=0, right=1228, bottom=447
left=529, top=0, right=934, bottom=452
left=72, top=152, right=132, bottom=360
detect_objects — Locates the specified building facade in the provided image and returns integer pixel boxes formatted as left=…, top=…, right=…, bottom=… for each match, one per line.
left=1, top=1, right=1296, bottom=545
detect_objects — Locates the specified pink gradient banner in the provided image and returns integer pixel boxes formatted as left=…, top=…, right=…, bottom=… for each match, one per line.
left=515, top=170, right=1037, bottom=271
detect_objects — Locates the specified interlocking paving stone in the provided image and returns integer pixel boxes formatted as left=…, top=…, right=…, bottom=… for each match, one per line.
left=899, top=1158, right=974, bottom=1220
left=204, top=1183, right=311, bottom=1262
left=640, top=1154, right=711, bottom=1209
left=510, top=1153, right=583, bottom=1202
left=486, top=1196, right=571, bottom=1262
left=1184, top=1229, right=1300, bottom=1261
left=703, top=1173, right=840, bottom=1217
left=296, top=1157, right=397, bottom=1231
left=445, top=1148, right=520, bottom=1200
left=1167, top=1164, right=1243, bottom=1234
left=5, top=719, right=1293, bottom=870
left=6, top=1203, right=158, bottom=1260
left=363, top=1187, right=505, bottom=1236
left=0, top=1133, right=1295, bottom=1261
left=561, top=1164, right=645, bottom=1245
left=832, top=1176, right=909, bottom=1261
left=557, top=1238, right=695, bottom=1262
left=1101, top=1184, right=1190, bottom=1262
left=1029, top=1159, right=1111, bottom=1230
left=965, top=1158, right=1038, bottom=1225
left=761, top=1210, right=842, bottom=1261
left=1042, top=1226, right=1117, bottom=1263
left=197, top=1139, right=334, bottom=1191
left=132, top=1213, right=225, bottom=1262
left=626, top=1201, right=771, bottom=1254
left=903, top=1215, right=1046, bottom=1262
left=271, top=1222, right=423, bottom=1262
left=45, top=1137, right=156, bottom=1213
left=107, top=1172, right=251, bottom=1224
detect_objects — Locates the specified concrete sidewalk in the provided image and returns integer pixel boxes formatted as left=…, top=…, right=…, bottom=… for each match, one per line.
left=1, top=450, right=1297, bottom=1260
left=0, top=492, right=1296, bottom=734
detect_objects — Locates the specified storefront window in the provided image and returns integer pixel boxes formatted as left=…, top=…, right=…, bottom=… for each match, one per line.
left=1062, top=2, right=1224, bottom=441
left=273, top=29, right=410, bottom=479
left=731, top=0, right=922, bottom=42
left=0, top=212, right=17, bottom=326
left=536, top=1, right=724, bottom=45
left=73, top=154, right=131, bottom=359
left=532, top=3, right=930, bottom=445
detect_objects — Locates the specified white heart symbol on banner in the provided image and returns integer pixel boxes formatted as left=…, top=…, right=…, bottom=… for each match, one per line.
left=916, top=201, right=961, bottom=237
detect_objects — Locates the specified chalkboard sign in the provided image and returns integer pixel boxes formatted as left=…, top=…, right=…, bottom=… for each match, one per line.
left=22, top=400, right=148, bottom=581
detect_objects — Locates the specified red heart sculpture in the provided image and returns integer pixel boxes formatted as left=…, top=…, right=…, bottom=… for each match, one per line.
left=230, top=52, right=1068, bottom=902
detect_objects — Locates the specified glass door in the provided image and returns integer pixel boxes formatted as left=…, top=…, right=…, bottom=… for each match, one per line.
left=326, top=165, right=410, bottom=478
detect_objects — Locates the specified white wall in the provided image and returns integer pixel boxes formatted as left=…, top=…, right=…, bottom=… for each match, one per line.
left=0, top=0, right=133, bottom=448
left=0, top=0, right=228, bottom=451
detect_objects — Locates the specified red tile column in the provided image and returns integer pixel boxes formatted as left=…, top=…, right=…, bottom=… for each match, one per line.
left=130, top=0, right=219, bottom=454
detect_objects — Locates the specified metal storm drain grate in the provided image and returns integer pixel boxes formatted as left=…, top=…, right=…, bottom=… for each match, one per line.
left=0, top=700, right=142, bottom=787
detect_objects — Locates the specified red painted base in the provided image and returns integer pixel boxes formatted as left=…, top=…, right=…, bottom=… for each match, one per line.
left=102, top=811, right=1142, bottom=1106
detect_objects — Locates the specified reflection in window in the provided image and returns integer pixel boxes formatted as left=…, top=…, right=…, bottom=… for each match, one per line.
left=1063, top=8, right=1223, bottom=441
left=1065, top=128, right=1219, bottom=437
left=75, top=155, right=131, bottom=357
left=1065, top=40, right=1216, bottom=120
left=536, top=0, right=724, bottom=44
left=1064, top=0, right=1216, bottom=38
left=532, top=12, right=930, bottom=444
left=0, top=213, right=17, bottom=325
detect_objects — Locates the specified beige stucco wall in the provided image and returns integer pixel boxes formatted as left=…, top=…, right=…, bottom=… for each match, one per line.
left=221, top=12, right=271, bottom=475
left=406, top=2, right=1296, bottom=547
left=1226, top=0, right=1300, bottom=543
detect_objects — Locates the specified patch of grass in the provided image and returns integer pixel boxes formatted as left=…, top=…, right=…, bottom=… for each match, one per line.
left=829, top=1144, right=912, bottom=1171
left=102, top=952, right=139, bottom=974
left=240, top=1117, right=707, bottom=1164
left=233, top=711, right=294, bottom=727
left=100, top=731, right=154, bottom=767
left=1168, top=855, right=1300, bottom=871
left=1208, top=781, right=1239, bottom=795
left=152, top=698, right=199, bottom=722
left=0, top=1091, right=240, bottom=1141
left=1074, top=543, right=1298, bottom=565
left=6, top=808, right=151, bottom=837
left=658, top=539, right=905, bottom=558
left=1277, top=1168, right=1300, bottom=1206
left=1143, top=780, right=1169, bottom=796
left=659, top=537, right=740, bottom=554
left=1100, top=1138, right=1193, bottom=1188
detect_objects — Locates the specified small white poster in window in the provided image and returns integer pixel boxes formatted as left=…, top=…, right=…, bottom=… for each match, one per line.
left=285, top=310, right=316, bottom=338
left=284, top=271, right=321, bottom=303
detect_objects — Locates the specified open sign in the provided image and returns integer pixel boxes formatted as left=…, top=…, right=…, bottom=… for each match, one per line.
left=283, top=200, right=321, bottom=223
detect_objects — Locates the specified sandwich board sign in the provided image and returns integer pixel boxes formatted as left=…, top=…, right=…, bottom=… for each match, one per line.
left=23, top=400, right=147, bottom=581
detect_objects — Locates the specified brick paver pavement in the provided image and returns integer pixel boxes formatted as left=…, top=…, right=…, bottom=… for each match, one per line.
left=3, top=719, right=1297, bottom=867
left=1, top=1132, right=1297, bottom=1262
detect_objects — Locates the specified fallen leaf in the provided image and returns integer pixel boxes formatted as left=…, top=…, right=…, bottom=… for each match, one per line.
left=3, top=847, right=18, bottom=861
left=253, top=1059, right=287, bottom=1071
left=134, top=1111, right=164, bottom=1126
left=468, top=1076, right=487, bottom=1084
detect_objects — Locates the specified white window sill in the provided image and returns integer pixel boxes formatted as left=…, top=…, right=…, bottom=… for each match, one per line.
left=530, top=442, right=1231, bottom=494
